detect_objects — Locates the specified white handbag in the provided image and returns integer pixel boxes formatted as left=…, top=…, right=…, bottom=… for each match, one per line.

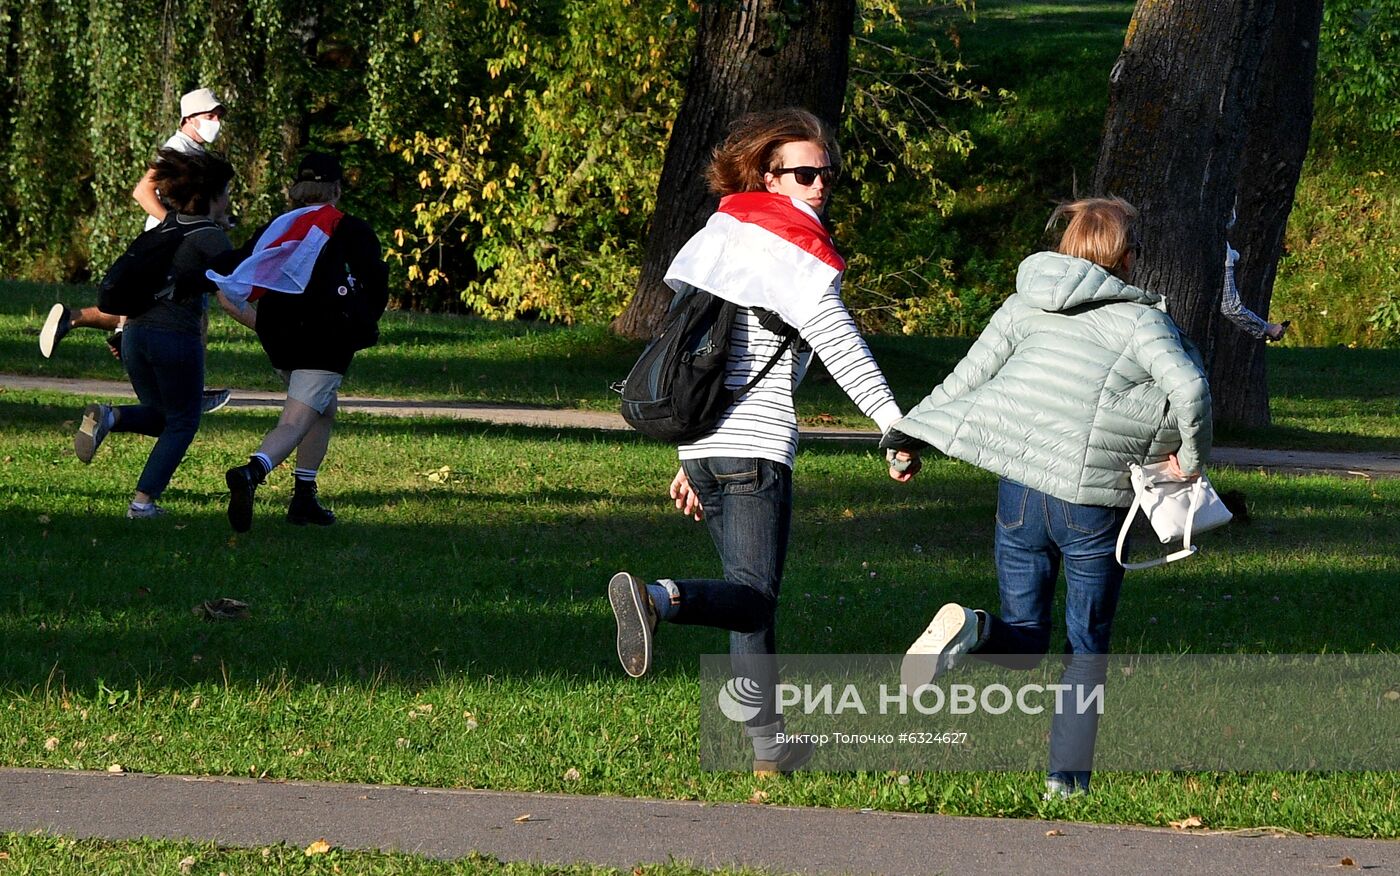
left=1115, top=461, right=1233, bottom=570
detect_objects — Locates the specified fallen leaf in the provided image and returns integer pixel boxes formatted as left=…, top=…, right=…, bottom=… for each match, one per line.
left=305, top=839, right=332, bottom=856
left=1045, top=829, right=1064, bottom=837
left=0, top=851, right=11, bottom=860
left=513, top=814, right=533, bottom=823
left=178, top=855, right=196, bottom=874
left=1341, top=857, right=1356, bottom=867
left=563, top=767, right=581, bottom=782
left=44, top=737, right=59, bottom=751
left=747, top=789, right=769, bottom=805
left=106, top=764, right=125, bottom=773
left=1169, top=815, right=1205, bottom=830
left=1384, top=690, right=1399, bottom=702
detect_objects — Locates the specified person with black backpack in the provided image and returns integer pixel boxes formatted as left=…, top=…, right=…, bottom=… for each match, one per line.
left=608, top=109, right=919, bottom=774
left=72, top=149, right=235, bottom=518
left=207, top=151, right=389, bottom=533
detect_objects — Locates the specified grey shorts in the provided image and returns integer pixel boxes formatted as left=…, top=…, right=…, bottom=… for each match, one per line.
left=277, top=368, right=343, bottom=414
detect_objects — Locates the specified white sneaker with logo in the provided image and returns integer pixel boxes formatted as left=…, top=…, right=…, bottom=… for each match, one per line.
left=901, top=602, right=981, bottom=691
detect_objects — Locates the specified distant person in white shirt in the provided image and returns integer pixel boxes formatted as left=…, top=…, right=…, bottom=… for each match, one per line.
left=41, top=87, right=233, bottom=413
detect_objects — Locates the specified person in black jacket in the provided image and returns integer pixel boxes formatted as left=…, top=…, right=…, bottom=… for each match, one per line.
left=211, top=152, right=388, bottom=532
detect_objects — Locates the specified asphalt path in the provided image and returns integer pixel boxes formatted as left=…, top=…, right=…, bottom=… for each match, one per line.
left=2, top=769, right=1397, bottom=875
left=5, top=374, right=1398, bottom=478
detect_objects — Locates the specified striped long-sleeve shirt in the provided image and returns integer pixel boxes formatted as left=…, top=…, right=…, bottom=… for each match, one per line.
left=679, top=283, right=902, bottom=469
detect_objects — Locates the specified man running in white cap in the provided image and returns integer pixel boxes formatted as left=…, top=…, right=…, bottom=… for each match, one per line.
left=41, top=87, right=233, bottom=413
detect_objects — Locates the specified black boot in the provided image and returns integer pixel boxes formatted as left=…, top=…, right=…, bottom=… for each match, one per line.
left=225, top=462, right=263, bottom=533
left=287, top=479, right=336, bottom=526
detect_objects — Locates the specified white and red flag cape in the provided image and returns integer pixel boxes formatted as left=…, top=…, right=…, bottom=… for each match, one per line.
left=205, top=204, right=344, bottom=303
left=663, top=192, right=844, bottom=330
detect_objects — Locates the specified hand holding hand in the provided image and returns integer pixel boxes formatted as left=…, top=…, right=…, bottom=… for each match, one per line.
left=886, top=449, right=922, bottom=483
left=669, top=466, right=704, bottom=521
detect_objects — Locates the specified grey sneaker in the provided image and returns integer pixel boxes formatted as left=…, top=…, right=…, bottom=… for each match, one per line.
left=753, top=737, right=816, bottom=776
left=200, top=388, right=232, bottom=414
left=608, top=571, right=657, bottom=678
left=74, top=403, right=113, bottom=464
left=126, top=502, right=167, bottom=519
left=901, top=602, right=981, bottom=691
left=39, top=303, right=71, bottom=358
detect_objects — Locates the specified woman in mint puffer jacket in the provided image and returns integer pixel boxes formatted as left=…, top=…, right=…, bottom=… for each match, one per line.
left=883, top=196, right=1212, bottom=798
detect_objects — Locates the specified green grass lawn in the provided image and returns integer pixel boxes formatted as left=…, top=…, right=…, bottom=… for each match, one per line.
left=1, top=384, right=1397, bottom=838
left=0, top=834, right=765, bottom=875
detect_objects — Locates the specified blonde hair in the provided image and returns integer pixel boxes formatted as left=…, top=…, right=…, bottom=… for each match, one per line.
left=705, top=108, right=841, bottom=197
left=1047, top=197, right=1139, bottom=273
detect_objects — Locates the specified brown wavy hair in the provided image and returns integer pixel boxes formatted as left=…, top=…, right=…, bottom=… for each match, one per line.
left=705, top=108, right=841, bottom=197
left=1046, top=196, right=1139, bottom=276
left=149, top=148, right=234, bottom=216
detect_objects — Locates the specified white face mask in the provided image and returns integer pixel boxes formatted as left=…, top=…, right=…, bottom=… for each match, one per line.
left=193, top=118, right=221, bottom=144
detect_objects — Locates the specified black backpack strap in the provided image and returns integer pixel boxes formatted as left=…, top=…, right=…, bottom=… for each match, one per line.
left=735, top=308, right=799, bottom=396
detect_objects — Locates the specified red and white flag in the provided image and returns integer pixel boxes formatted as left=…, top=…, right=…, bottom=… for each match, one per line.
left=206, top=204, right=344, bottom=303
left=664, top=192, right=844, bottom=330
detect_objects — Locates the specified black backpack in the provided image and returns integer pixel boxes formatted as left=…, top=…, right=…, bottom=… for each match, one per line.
left=616, top=285, right=798, bottom=443
left=97, top=215, right=215, bottom=316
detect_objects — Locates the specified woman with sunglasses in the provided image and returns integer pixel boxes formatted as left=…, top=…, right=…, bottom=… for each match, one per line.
left=608, top=107, right=914, bottom=774
left=884, top=196, right=1212, bottom=798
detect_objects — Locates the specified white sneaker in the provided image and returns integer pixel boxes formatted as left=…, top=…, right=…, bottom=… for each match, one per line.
left=39, top=304, right=71, bottom=358
left=901, top=602, right=981, bottom=690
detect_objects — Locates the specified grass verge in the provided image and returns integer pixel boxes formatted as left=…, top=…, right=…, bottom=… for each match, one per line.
left=1, top=388, right=1397, bottom=837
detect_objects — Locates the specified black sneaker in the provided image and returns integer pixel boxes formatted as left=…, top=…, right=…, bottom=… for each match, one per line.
left=200, top=388, right=232, bottom=414
left=608, top=572, right=657, bottom=678
left=40, top=304, right=72, bottom=358
left=754, top=737, right=817, bottom=776
left=287, top=481, right=336, bottom=526
left=225, top=464, right=261, bottom=533
left=74, top=403, right=113, bottom=464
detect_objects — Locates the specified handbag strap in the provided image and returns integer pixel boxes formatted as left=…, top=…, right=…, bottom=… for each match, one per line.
left=1116, top=478, right=1205, bottom=570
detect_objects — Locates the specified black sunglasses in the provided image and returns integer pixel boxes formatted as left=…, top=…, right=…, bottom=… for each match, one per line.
left=771, top=165, right=837, bottom=187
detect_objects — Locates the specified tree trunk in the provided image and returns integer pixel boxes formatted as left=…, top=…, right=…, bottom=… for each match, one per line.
left=611, top=0, right=856, bottom=339
left=1209, top=0, right=1323, bottom=428
left=1092, top=0, right=1277, bottom=362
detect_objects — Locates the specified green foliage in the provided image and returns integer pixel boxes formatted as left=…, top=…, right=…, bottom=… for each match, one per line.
left=390, top=0, right=688, bottom=322
left=1318, top=0, right=1400, bottom=134
left=1366, top=290, right=1400, bottom=345
left=390, top=0, right=988, bottom=325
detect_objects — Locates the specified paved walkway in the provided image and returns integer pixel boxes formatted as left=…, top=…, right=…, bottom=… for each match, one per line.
left=2, top=768, right=1396, bottom=874
left=5, top=374, right=1399, bottom=478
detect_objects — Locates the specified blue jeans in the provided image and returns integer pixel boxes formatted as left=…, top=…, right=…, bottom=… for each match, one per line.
left=975, top=478, right=1127, bottom=791
left=116, top=325, right=204, bottom=499
left=672, top=457, right=792, bottom=731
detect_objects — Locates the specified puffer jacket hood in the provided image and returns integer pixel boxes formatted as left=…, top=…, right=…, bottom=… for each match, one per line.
left=891, top=252, right=1211, bottom=508
left=1015, top=250, right=1162, bottom=312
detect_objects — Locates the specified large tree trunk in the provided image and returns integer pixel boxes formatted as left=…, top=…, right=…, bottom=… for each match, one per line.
left=611, top=0, right=856, bottom=339
left=1209, top=0, right=1323, bottom=428
left=1092, top=0, right=1277, bottom=362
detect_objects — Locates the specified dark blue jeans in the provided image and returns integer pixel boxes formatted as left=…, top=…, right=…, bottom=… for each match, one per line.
left=673, top=457, right=792, bottom=730
left=116, top=325, right=204, bottom=499
left=975, top=478, right=1128, bottom=790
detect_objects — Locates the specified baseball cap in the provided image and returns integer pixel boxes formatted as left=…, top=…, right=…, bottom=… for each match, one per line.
left=179, top=88, right=225, bottom=119
left=296, top=152, right=343, bottom=183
